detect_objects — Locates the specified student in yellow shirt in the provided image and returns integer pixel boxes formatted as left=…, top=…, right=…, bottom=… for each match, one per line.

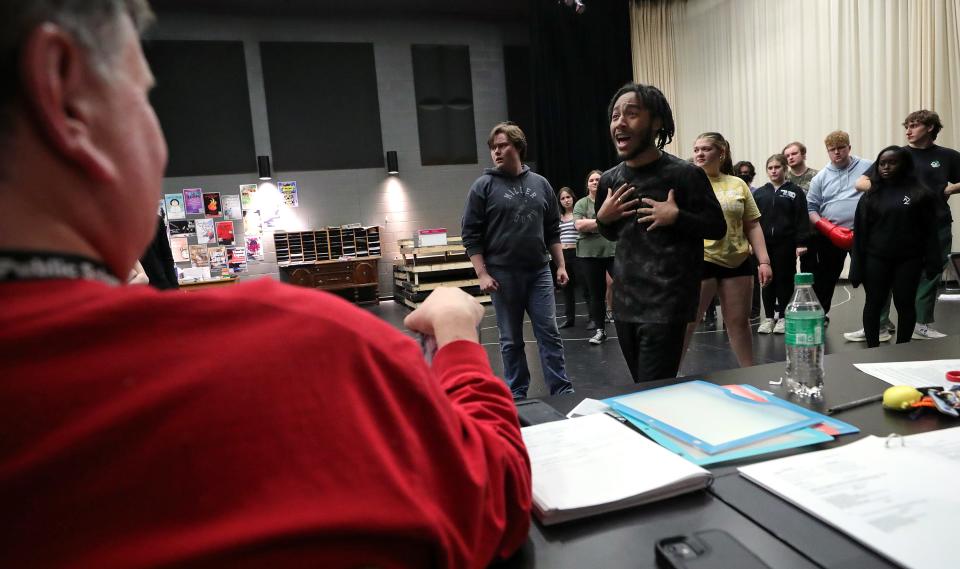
left=682, top=132, right=773, bottom=368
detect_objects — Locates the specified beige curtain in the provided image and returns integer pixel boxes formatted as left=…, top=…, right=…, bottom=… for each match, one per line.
left=631, top=0, right=960, bottom=244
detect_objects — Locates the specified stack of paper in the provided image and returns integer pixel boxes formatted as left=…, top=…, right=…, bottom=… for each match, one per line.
left=521, top=413, right=712, bottom=525
left=739, top=427, right=960, bottom=569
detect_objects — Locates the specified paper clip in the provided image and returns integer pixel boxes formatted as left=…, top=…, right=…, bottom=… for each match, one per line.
left=884, top=433, right=905, bottom=448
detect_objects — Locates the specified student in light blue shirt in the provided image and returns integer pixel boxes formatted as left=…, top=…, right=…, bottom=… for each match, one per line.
left=806, top=130, right=872, bottom=316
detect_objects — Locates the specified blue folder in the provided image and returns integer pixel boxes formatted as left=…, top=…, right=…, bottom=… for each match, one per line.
left=605, top=380, right=820, bottom=454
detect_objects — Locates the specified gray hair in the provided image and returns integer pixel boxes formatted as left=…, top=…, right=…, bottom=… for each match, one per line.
left=0, top=1, right=155, bottom=139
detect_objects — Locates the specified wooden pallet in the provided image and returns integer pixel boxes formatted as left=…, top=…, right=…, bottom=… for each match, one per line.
left=394, top=237, right=488, bottom=308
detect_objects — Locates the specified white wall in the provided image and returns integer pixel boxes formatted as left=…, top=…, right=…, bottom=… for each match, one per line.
left=152, top=13, right=526, bottom=290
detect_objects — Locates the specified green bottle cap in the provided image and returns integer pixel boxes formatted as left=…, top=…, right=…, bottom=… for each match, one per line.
left=795, top=272, right=814, bottom=285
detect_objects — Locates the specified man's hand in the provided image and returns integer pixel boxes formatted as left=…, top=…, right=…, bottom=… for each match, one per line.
left=404, top=287, right=484, bottom=349
left=945, top=181, right=960, bottom=196
left=555, top=266, right=569, bottom=286
left=596, top=183, right=638, bottom=225
left=855, top=175, right=871, bottom=192
left=637, top=189, right=679, bottom=230
left=795, top=246, right=808, bottom=257
left=478, top=273, right=499, bottom=293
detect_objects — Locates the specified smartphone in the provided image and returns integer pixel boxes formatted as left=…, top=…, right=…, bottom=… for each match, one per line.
left=656, top=530, right=771, bottom=569
left=515, top=399, right=567, bottom=426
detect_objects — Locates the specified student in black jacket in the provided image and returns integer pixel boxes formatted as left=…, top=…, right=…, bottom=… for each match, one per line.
left=752, top=154, right=809, bottom=334
left=850, top=146, right=941, bottom=347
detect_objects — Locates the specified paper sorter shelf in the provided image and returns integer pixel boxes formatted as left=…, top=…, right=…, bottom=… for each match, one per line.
left=608, top=380, right=818, bottom=454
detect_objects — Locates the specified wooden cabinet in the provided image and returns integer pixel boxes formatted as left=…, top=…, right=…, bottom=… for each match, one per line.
left=281, top=258, right=380, bottom=305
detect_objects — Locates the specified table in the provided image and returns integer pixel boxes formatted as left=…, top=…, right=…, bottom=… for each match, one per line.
left=507, top=336, right=959, bottom=568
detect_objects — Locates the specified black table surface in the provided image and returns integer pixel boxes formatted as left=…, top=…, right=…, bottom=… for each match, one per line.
left=509, top=336, right=959, bottom=569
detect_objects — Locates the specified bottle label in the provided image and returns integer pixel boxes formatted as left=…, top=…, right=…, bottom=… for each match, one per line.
left=786, top=316, right=823, bottom=346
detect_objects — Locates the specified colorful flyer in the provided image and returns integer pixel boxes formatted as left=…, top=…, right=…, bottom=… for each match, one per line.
left=189, top=244, right=210, bottom=267
left=278, top=181, right=298, bottom=207
left=222, top=194, right=243, bottom=220
left=168, top=219, right=195, bottom=236
left=164, top=193, right=185, bottom=220
left=203, top=192, right=222, bottom=217
left=170, top=236, right=190, bottom=262
left=183, top=188, right=203, bottom=214
left=239, top=184, right=258, bottom=210
left=194, top=218, right=215, bottom=244
left=208, top=245, right=227, bottom=269
left=227, top=247, right=247, bottom=273
left=215, top=220, right=235, bottom=245
left=245, top=235, right=264, bottom=261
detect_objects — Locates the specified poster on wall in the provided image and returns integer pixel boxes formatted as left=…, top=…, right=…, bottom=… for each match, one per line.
left=243, top=209, right=263, bottom=236
left=164, top=193, right=185, bottom=220
left=278, top=181, right=299, bottom=207
left=215, top=220, right=235, bottom=245
left=183, top=188, right=203, bottom=214
left=227, top=247, right=247, bottom=273
left=195, top=218, right=215, bottom=244
left=239, top=184, right=258, bottom=210
left=245, top=235, right=264, bottom=261
left=222, top=194, right=243, bottom=220
left=189, top=244, right=210, bottom=267
left=170, top=236, right=190, bottom=262
left=202, top=192, right=222, bottom=217
left=168, top=219, right=195, bottom=236
left=208, top=245, right=227, bottom=269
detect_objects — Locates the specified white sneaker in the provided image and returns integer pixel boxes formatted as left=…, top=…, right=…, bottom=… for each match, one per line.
left=913, top=324, right=947, bottom=340
left=588, top=329, right=607, bottom=345
left=758, top=319, right=775, bottom=334
left=773, top=319, right=786, bottom=334
left=843, top=327, right=892, bottom=342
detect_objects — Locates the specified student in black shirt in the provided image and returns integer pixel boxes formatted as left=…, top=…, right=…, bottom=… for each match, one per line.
left=753, top=154, right=809, bottom=334
left=850, top=146, right=941, bottom=348
left=847, top=110, right=960, bottom=341
left=595, top=83, right=725, bottom=382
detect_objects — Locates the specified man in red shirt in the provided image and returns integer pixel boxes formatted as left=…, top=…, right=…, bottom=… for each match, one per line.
left=0, top=2, right=531, bottom=567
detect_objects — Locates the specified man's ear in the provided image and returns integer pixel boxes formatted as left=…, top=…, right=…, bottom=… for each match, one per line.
left=19, top=23, right=115, bottom=182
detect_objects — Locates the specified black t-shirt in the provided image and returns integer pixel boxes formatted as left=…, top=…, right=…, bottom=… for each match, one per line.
left=905, top=145, right=960, bottom=223
left=850, top=181, right=941, bottom=285
left=596, top=153, right=725, bottom=323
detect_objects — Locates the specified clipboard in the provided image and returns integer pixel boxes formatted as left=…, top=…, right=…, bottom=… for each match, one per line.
left=606, top=380, right=819, bottom=454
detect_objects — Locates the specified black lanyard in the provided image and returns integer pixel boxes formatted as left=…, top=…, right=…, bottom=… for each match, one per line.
left=0, top=251, right=120, bottom=286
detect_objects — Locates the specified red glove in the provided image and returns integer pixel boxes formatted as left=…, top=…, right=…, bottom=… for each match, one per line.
left=815, top=218, right=854, bottom=250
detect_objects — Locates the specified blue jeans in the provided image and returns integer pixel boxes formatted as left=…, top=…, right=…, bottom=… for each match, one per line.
left=487, top=264, right=573, bottom=398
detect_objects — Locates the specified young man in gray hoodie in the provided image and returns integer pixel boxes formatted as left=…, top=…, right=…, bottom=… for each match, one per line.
left=806, top=130, right=872, bottom=317
left=461, top=122, right=574, bottom=399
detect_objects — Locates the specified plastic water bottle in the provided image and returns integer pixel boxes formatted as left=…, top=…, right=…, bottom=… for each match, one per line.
left=784, top=273, right=825, bottom=397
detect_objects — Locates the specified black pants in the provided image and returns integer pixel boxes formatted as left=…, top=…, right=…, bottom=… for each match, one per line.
left=580, top=256, right=614, bottom=331
left=614, top=320, right=688, bottom=383
left=762, top=241, right=798, bottom=318
left=862, top=255, right=923, bottom=347
left=799, top=223, right=818, bottom=275
left=810, top=234, right=847, bottom=315
left=557, top=248, right=588, bottom=319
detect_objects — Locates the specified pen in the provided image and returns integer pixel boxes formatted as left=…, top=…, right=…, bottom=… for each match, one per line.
left=826, top=393, right=883, bottom=415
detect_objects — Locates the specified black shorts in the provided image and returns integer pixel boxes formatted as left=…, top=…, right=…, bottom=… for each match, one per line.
left=701, top=257, right=754, bottom=281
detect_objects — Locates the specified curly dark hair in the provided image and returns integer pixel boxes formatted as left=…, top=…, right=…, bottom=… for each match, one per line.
left=607, top=83, right=675, bottom=151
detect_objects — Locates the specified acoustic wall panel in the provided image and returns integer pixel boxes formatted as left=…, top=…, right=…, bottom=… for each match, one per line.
left=260, top=42, right=384, bottom=171
left=143, top=40, right=256, bottom=177
left=411, top=45, right=477, bottom=166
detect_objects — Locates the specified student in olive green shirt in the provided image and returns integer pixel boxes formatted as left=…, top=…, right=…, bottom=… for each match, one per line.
left=573, top=170, right=617, bottom=345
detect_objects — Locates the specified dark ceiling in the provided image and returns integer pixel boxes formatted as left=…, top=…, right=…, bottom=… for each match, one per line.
left=150, top=0, right=530, bottom=22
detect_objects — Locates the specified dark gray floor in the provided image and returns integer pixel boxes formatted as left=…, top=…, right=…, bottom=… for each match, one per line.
left=368, top=282, right=960, bottom=399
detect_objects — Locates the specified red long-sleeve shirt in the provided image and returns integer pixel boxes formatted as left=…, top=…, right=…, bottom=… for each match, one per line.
left=0, top=278, right=531, bottom=568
